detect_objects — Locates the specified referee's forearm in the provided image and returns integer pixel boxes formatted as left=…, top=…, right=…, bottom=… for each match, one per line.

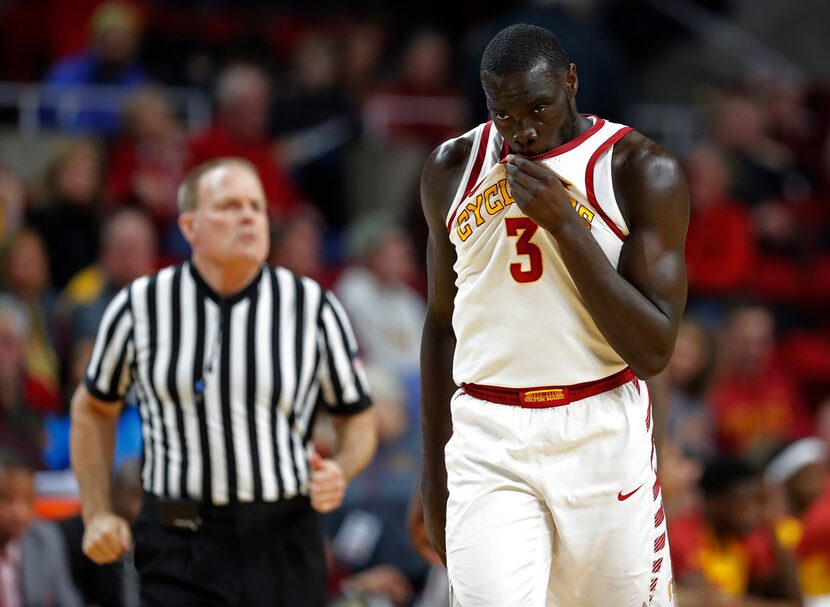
left=331, top=408, right=378, bottom=483
left=70, top=386, right=121, bottom=523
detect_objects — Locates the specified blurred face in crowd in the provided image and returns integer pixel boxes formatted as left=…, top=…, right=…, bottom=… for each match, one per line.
left=402, top=31, right=451, bottom=89
left=712, top=94, right=768, bottom=151
left=667, top=320, right=710, bottom=391
left=125, top=89, right=177, bottom=142
left=218, top=65, right=271, bottom=143
left=269, top=214, right=323, bottom=279
left=180, top=163, right=270, bottom=271
left=687, top=146, right=729, bottom=209
left=97, top=23, right=139, bottom=67
left=343, top=23, right=384, bottom=93
left=0, top=465, right=35, bottom=547
left=786, top=461, right=828, bottom=517
left=707, top=479, right=763, bottom=538
left=720, top=306, right=774, bottom=377
left=293, top=34, right=339, bottom=91
left=54, top=144, right=101, bottom=206
left=367, top=229, right=416, bottom=286
left=102, top=211, right=157, bottom=288
left=5, top=230, right=49, bottom=299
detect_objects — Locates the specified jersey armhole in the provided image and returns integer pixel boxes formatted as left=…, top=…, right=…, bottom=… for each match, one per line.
left=585, top=126, right=634, bottom=241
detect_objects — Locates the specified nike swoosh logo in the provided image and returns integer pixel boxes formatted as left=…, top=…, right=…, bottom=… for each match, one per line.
left=617, top=484, right=643, bottom=501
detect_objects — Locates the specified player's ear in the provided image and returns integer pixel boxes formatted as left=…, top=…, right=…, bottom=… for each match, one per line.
left=566, top=63, right=578, bottom=98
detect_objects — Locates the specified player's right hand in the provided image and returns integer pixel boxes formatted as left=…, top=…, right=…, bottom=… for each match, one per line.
left=82, top=512, right=132, bottom=564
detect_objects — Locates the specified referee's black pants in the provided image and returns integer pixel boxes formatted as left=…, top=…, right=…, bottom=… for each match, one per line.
left=134, top=494, right=326, bottom=606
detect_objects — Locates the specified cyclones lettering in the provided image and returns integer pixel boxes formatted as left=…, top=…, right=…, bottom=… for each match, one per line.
left=455, top=177, right=595, bottom=242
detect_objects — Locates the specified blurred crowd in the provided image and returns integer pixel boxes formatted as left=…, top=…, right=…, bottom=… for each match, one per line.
left=0, top=0, right=828, bottom=605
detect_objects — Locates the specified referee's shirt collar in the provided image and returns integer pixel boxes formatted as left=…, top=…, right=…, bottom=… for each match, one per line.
left=187, top=261, right=264, bottom=304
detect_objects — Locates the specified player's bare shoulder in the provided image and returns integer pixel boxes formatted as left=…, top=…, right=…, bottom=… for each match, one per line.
left=610, top=130, right=689, bottom=227
left=421, top=132, right=476, bottom=228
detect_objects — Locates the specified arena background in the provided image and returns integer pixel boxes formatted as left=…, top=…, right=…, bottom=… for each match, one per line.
left=0, top=0, right=829, bottom=605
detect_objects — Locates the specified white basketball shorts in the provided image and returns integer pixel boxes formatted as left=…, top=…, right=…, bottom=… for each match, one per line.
left=444, top=375, right=675, bottom=607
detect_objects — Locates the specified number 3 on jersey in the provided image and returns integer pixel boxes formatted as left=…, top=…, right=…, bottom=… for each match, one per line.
left=505, top=217, right=543, bottom=283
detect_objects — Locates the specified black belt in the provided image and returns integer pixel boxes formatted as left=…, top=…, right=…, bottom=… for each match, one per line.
left=141, top=492, right=312, bottom=532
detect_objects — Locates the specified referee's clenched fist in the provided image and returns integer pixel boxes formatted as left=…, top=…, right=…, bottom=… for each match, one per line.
left=82, top=512, right=132, bottom=564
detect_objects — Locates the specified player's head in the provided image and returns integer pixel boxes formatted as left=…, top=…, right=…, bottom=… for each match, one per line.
left=480, top=24, right=577, bottom=156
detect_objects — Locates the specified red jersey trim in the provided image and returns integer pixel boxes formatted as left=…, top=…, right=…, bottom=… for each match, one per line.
left=520, top=115, right=606, bottom=161
left=447, top=121, right=493, bottom=233
left=585, top=126, right=634, bottom=242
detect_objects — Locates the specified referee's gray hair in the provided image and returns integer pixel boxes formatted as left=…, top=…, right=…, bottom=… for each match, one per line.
left=0, top=294, right=30, bottom=338
left=177, top=157, right=260, bottom=213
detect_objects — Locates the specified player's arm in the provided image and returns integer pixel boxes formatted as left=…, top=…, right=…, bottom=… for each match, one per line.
left=416, top=136, right=469, bottom=564
left=70, top=385, right=132, bottom=564
left=506, top=133, right=689, bottom=379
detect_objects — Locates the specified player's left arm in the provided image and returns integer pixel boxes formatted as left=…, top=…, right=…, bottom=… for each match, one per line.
left=611, top=134, right=689, bottom=379
left=506, top=133, right=689, bottom=379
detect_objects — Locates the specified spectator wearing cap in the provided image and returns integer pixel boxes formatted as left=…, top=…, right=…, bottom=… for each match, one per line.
left=42, top=1, right=146, bottom=135
left=765, top=437, right=830, bottom=600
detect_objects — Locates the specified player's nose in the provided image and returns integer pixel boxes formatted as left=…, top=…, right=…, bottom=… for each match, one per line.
left=512, top=124, right=538, bottom=152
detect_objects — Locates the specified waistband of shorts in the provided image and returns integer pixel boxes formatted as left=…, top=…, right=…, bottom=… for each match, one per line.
left=461, top=367, right=636, bottom=408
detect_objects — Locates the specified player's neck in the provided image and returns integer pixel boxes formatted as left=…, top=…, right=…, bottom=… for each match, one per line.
left=556, top=112, right=592, bottom=147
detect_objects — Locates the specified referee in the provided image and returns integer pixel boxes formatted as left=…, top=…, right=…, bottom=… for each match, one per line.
left=70, top=158, right=377, bottom=606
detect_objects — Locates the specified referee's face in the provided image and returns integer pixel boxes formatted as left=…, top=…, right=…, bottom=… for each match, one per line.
left=185, top=164, right=270, bottom=268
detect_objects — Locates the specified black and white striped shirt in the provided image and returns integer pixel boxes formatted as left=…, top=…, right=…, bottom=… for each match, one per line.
left=85, top=262, right=371, bottom=505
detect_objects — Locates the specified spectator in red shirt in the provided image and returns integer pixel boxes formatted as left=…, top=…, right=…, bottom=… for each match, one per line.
left=363, top=29, right=467, bottom=149
left=684, top=145, right=756, bottom=299
left=106, top=87, right=188, bottom=262
left=710, top=303, right=813, bottom=459
left=187, top=62, right=300, bottom=220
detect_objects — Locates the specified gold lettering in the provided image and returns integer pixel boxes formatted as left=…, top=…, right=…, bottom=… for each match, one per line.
left=456, top=209, right=472, bottom=241
left=523, top=389, right=566, bottom=402
left=576, top=205, right=594, bottom=229
left=466, top=194, right=485, bottom=226
left=498, top=178, right=515, bottom=206
left=483, top=184, right=503, bottom=215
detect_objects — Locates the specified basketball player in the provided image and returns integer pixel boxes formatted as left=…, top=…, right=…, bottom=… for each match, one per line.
left=417, top=24, right=689, bottom=606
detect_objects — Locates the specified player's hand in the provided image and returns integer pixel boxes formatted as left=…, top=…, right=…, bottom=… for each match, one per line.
left=310, top=452, right=347, bottom=513
left=407, top=488, right=444, bottom=566
left=504, top=155, right=581, bottom=235
left=82, top=512, right=132, bottom=564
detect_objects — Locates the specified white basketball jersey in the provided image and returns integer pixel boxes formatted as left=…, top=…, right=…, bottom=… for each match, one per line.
left=447, top=115, right=634, bottom=387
